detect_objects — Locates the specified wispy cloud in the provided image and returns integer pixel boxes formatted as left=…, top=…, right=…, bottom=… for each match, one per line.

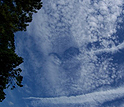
left=14, top=0, right=124, bottom=106
left=89, top=41, right=124, bottom=55
left=25, top=86, right=124, bottom=106
left=9, top=101, right=14, bottom=106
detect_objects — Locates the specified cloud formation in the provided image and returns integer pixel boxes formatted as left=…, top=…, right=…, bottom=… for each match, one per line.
left=25, top=86, right=124, bottom=106
left=14, top=0, right=124, bottom=106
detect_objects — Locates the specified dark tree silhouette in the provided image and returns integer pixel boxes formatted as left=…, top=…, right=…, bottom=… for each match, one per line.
left=0, top=0, right=42, bottom=102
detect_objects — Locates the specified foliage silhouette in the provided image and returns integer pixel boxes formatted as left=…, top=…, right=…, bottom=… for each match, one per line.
left=0, top=0, right=42, bottom=102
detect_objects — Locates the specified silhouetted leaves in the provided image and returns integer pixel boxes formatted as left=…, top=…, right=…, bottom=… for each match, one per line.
left=0, top=0, right=42, bottom=102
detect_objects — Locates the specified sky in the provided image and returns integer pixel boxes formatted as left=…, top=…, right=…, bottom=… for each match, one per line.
left=1, top=0, right=124, bottom=107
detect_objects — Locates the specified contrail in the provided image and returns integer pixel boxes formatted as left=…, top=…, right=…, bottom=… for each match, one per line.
left=24, top=86, right=124, bottom=105
left=89, top=41, right=124, bottom=55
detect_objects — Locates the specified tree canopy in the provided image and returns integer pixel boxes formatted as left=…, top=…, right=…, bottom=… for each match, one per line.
left=0, top=0, right=42, bottom=102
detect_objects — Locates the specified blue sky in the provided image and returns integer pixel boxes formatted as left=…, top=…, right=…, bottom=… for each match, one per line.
left=1, top=0, right=124, bottom=107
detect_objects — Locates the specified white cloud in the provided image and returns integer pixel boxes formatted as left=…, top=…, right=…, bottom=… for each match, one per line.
left=15, top=0, right=124, bottom=106
left=89, top=41, right=124, bottom=55
left=9, top=101, right=14, bottom=106
left=25, top=86, right=124, bottom=106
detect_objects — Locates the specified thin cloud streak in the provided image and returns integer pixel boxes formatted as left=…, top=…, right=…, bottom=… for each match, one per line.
left=25, top=86, right=124, bottom=105
left=89, top=41, right=124, bottom=55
